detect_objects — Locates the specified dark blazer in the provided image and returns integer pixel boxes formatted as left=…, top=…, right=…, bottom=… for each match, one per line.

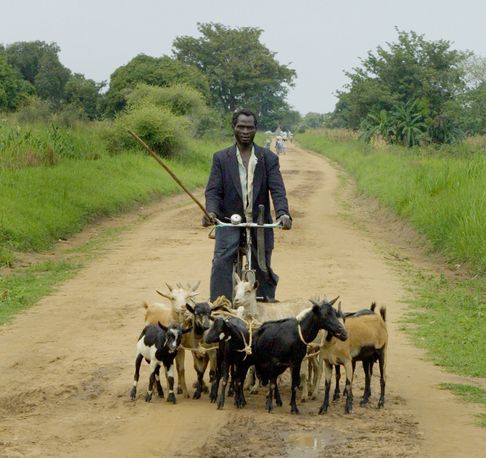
left=205, top=143, right=290, bottom=250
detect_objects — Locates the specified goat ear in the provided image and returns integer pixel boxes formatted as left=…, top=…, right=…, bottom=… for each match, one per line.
left=182, top=327, right=192, bottom=334
left=209, top=315, right=215, bottom=321
left=185, top=303, right=195, bottom=314
left=253, top=280, right=259, bottom=290
left=329, top=296, right=340, bottom=306
left=165, top=282, right=174, bottom=292
left=188, top=291, right=199, bottom=299
left=158, top=321, right=168, bottom=332
left=156, top=290, right=173, bottom=300
left=308, top=298, right=320, bottom=307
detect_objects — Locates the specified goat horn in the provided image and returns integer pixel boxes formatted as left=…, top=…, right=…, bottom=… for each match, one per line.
left=191, top=280, right=201, bottom=292
left=329, top=296, right=340, bottom=306
left=156, top=290, right=172, bottom=300
left=176, top=282, right=184, bottom=289
left=165, top=282, right=174, bottom=292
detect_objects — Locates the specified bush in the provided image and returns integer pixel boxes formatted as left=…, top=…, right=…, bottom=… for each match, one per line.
left=106, top=104, right=189, bottom=158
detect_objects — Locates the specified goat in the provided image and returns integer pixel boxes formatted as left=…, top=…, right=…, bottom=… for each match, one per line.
left=251, top=297, right=347, bottom=414
left=183, top=301, right=227, bottom=399
left=130, top=322, right=191, bottom=403
left=143, top=281, right=200, bottom=397
left=204, top=315, right=253, bottom=410
left=318, top=304, right=387, bottom=414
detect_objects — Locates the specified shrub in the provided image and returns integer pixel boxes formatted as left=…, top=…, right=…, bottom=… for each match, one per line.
left=106, top=103, right=189, bottom=158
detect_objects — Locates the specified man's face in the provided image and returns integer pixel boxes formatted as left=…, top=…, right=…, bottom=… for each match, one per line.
left=234, top=114, right=256, bottom=146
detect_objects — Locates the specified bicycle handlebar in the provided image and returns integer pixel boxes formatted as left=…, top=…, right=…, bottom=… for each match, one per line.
left=214, top=218, right=283, bottom=229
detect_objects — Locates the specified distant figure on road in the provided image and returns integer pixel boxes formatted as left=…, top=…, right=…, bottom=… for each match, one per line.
left=275, top=137, right=285, bottom=155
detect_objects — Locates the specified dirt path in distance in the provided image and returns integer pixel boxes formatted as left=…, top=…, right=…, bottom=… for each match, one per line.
left=0, top=142, right=484, bottom=457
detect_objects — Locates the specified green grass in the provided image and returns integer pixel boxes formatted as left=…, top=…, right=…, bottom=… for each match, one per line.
left=439, top=383, right=486, bottom=427
left=296, top=130, right=486, bottom=384
left=0, top=259, right=82, bottom=324
left=297, top=132, right=486, bottom=275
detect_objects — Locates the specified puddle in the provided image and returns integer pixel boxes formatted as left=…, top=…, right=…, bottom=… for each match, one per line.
left=284, top=428, right=346, bottom=457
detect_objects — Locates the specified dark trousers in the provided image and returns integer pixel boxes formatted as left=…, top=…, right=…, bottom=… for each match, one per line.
left=209, top=226, right=278, bottom=302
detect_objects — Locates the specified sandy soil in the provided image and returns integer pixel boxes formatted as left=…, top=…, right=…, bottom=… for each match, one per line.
left=1, top=143, right=485, bottom=458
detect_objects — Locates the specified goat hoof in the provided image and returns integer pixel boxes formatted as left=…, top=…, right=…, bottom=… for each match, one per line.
left=177, top=387, right=183, bottom=395
left=130, top=387, right=137, bottom=400
left=291, top=407, right=300, bottom=415
left=193, top=391, right=201, bottom=400
left=378, top=400, right=385, bottom=409
left=167, top=393, right=176, bottom=404
left=360, top=399, right=369, bottom=407
left=145, top=393, right=152, bottom=402
left=318, top=405, right=328, bottom=415
left=217, top=401, right=224, bottom=410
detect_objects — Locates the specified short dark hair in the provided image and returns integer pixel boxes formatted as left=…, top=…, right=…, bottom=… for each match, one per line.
left=232, top=109, right=257, bottom=128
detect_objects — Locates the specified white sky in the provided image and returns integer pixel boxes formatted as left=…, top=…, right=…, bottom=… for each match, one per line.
left=2, top=0, right=486, bottom=114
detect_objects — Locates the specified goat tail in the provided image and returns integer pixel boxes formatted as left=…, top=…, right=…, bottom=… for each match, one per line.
left=379, top=306, right=387, bottom=322
left=370, top=302, right=377, bottom=312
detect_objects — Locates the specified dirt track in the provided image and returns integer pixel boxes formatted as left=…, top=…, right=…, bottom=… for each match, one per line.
left=1, top=143, right=485, bottom=457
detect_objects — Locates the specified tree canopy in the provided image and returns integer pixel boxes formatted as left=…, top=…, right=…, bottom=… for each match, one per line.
left=173, top=23, right=296, bottom=129
left=332, top=30, right=470, bottom=144
left=103, top=54, right=209, bottom=115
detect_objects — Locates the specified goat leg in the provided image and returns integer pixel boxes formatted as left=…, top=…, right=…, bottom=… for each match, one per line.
left=319, top=361, right=333, bottom=414
left=333, top=364, right=341, bottom=401
left=175, top=349, right=189, bottom=398
left=265, top=380, right=275, bottom=412
left=145, top=363, right=158, bottom=402
left=166, top=363, right=176, bottom=404
left=290, top=366, right=301, bottom=414
left=378, top=350, right=386, bottom=408
left=217, top=355, right=229, bottom=410
left=130, top=354, right=143, bottom=400
left=360, top=360, right=371, bottom=406
left=155, top=365, right=164, bottom=398
left=343, top=360, right=354, bottom=414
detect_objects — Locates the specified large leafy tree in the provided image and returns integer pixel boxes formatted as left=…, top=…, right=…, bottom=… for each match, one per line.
left=332, top=30, right=468, bottom=143
left=0, top=55, right=34, bottom=111
left=104, top=54, right=209, bottom=115
left=4, top=41, right=71, bottom=107
left=173, top=23, right=296, bottom=129
left=64, top=73, right=104, bottom=120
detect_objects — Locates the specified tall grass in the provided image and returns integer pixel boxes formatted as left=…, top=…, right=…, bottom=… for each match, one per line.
left=0, top=120, right=227, bottom=265
left=297, top=131, right=486, bottom=274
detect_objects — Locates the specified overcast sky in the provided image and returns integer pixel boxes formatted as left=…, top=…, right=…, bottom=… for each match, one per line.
left=2, top=0, right=486, bottom=114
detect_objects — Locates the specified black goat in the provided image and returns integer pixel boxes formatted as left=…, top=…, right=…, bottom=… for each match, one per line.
left=204, top=316, right=252, bottom=410
left=252, top=297, right=347, bottom=414
left=130, top=322, right=191, bottom=403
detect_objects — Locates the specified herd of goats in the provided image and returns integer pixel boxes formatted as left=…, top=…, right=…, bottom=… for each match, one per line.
left=130, top=274, right=388, bottom=415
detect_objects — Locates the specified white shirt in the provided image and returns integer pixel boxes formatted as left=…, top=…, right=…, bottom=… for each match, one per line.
left=235, top=146, right=258, bottom=223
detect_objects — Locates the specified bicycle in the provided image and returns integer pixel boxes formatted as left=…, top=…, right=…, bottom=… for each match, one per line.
left=213, top=205, right=283, bottom=300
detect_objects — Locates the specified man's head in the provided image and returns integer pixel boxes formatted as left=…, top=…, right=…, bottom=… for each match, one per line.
left=232, top=109, right=257, bottom=147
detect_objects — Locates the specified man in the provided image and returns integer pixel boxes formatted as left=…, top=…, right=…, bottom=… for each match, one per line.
left=203, top=109, right=292, bottom=302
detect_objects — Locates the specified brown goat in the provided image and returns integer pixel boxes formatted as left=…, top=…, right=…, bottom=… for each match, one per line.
left=318, top=304, right=387, bottom=414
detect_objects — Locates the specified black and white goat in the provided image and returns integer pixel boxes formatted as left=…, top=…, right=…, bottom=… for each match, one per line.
left=251, top=297, right=347, bottom=414
left=130, top=322, right=191, bottom=403
left=204, top=316, right=253, bottom=410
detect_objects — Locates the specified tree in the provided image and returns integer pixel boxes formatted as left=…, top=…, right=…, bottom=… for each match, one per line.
left=5, top=41, right=71, bottom=107
left=64, top=73, right=104, bottom=120
left=173, top=23, right=296, bottom=127
left=332, top=30, right=468, bottom=143
left=104, top=54, right=209, bottom=115
left=0, top=55, right=33, bottom=111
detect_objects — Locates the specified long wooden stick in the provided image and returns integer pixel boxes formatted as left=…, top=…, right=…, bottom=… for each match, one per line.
left=127, top=129, right=212, bottom=220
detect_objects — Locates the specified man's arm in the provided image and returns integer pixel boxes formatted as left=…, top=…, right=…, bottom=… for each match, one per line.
left=265, top=152, right=292, bottom=229
left=204, top=154, right=224, bottom=223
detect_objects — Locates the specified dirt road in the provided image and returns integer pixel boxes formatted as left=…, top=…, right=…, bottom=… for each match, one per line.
left=1, top=143, right=485, bottom=457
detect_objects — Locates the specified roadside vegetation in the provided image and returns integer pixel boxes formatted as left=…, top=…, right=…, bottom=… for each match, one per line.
left=297, top=129, right=486, bottom=420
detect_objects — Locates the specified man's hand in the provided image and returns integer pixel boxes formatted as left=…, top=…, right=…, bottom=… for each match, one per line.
left=279, top=214, right=292, bottom=230
left=202, top=212, right=217, bottom=227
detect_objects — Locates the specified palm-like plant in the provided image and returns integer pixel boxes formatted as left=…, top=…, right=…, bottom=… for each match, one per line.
left=392, top=100, right=427, bottom=147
